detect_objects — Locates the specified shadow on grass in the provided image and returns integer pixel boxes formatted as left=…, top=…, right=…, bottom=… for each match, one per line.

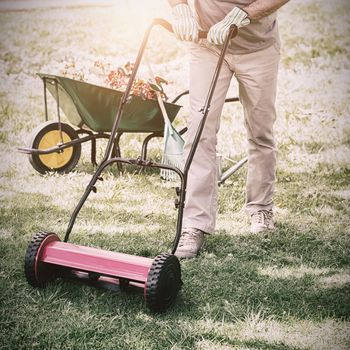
left=197, top=334, right=302, bottom=350
left=1, top=187, right=349, bottom=349
left=0, top=187, right=179, bottom=254
left=178, top=222, right=350, bottom=321
left=1, top=202, right=349, bottom=321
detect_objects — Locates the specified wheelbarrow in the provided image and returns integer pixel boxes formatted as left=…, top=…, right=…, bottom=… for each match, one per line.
left=24, top=19, right=239, bottom=312
left=19, top=74, right=246, bottom=180
left=18, top=71, right=182, bottom=174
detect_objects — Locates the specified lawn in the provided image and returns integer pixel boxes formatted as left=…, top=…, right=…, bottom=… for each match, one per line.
left=0, top=0, right=349, bottom=349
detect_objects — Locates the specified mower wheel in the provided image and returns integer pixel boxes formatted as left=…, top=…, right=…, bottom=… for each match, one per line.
left=145, top=253, right=182, bottom=313
left=28, top=121, right=81, bottom=174
left=24, top=232, right=60, bottom=288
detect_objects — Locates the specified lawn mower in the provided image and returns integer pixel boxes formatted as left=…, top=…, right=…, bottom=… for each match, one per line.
left=23, top=19, right=239, bottom=312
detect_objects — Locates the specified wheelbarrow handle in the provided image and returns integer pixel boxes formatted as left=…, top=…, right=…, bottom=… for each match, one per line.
left=153, top=18, right=238, bottom=40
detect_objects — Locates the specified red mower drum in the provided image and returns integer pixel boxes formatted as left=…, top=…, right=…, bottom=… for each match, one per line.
left=24, top=232, right=182, bottom=313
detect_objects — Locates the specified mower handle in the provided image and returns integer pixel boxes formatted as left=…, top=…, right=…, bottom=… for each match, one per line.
left=153, top=18, right=238, bottom=40
left=64, top=17, right=238, bottom=248
left=153, top=18, right=208, bottom=39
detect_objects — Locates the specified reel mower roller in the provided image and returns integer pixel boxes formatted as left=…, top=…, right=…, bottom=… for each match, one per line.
left=25, top=232, right=182, bottom=313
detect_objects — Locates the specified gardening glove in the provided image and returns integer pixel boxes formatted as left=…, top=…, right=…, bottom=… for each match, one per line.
left=172, top=3, right=199, bottom=42
left=207, top=7, right=250, bottom=45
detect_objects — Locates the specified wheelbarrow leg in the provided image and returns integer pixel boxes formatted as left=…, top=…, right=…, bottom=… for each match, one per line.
left=91, top=137, right=97, bottom=166
left=112, top=132, right=123, bottom=172
left=77, top=129, right=98, bottom=166
left=139, top=132, right=162, bottom=173
left=141, top=133, right=161, bottom=161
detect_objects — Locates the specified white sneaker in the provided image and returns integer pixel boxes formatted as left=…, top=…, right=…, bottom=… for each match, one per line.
left=250, top=210, right=275, bottom=233
left=174, top=228, right=205, bottom=259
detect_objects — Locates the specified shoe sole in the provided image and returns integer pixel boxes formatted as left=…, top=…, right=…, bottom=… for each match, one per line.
left=250, top=226, right=275, bottom=234
left=175, top=241, right=206, bottom=259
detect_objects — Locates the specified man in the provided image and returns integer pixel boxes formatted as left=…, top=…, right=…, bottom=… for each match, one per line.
left=168, top=0, right=289, bottom=258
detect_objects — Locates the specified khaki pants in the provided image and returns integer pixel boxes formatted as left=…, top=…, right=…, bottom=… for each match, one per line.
left=183, top=41, right=280, bottom=233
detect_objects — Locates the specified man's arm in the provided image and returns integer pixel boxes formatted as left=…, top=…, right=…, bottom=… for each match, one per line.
left=243, top=0, right=289, bottom=20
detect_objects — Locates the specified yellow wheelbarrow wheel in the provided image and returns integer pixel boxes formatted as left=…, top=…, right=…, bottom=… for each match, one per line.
left=28, top=121, right=81, bottom=174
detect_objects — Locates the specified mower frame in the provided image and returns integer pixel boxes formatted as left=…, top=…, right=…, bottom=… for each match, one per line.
left=24, top=19, right=243, bottom=313
left=62, top=19, right=239, bottom=254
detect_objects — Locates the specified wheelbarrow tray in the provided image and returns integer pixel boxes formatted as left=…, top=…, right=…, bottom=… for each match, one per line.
left=38, top=73, right=181, bottom=133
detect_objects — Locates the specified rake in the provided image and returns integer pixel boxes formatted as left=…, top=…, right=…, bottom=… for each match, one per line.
left=145, top=58, right=184, bottom=181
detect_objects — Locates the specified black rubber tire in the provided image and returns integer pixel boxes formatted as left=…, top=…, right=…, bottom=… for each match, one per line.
left=24, top=232, right=60, bottom=288
left=119, top=278, right=130, bottom=288
left=145, top=253, right=182, bottom=313
left=88, top=272, right=100, bottom=281
left=28, top=121, right=81, bottom=174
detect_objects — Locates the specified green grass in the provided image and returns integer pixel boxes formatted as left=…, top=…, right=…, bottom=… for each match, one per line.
left=0, top=165, right=349, bottom=349
left=1, top=0, right=350, bottom=349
